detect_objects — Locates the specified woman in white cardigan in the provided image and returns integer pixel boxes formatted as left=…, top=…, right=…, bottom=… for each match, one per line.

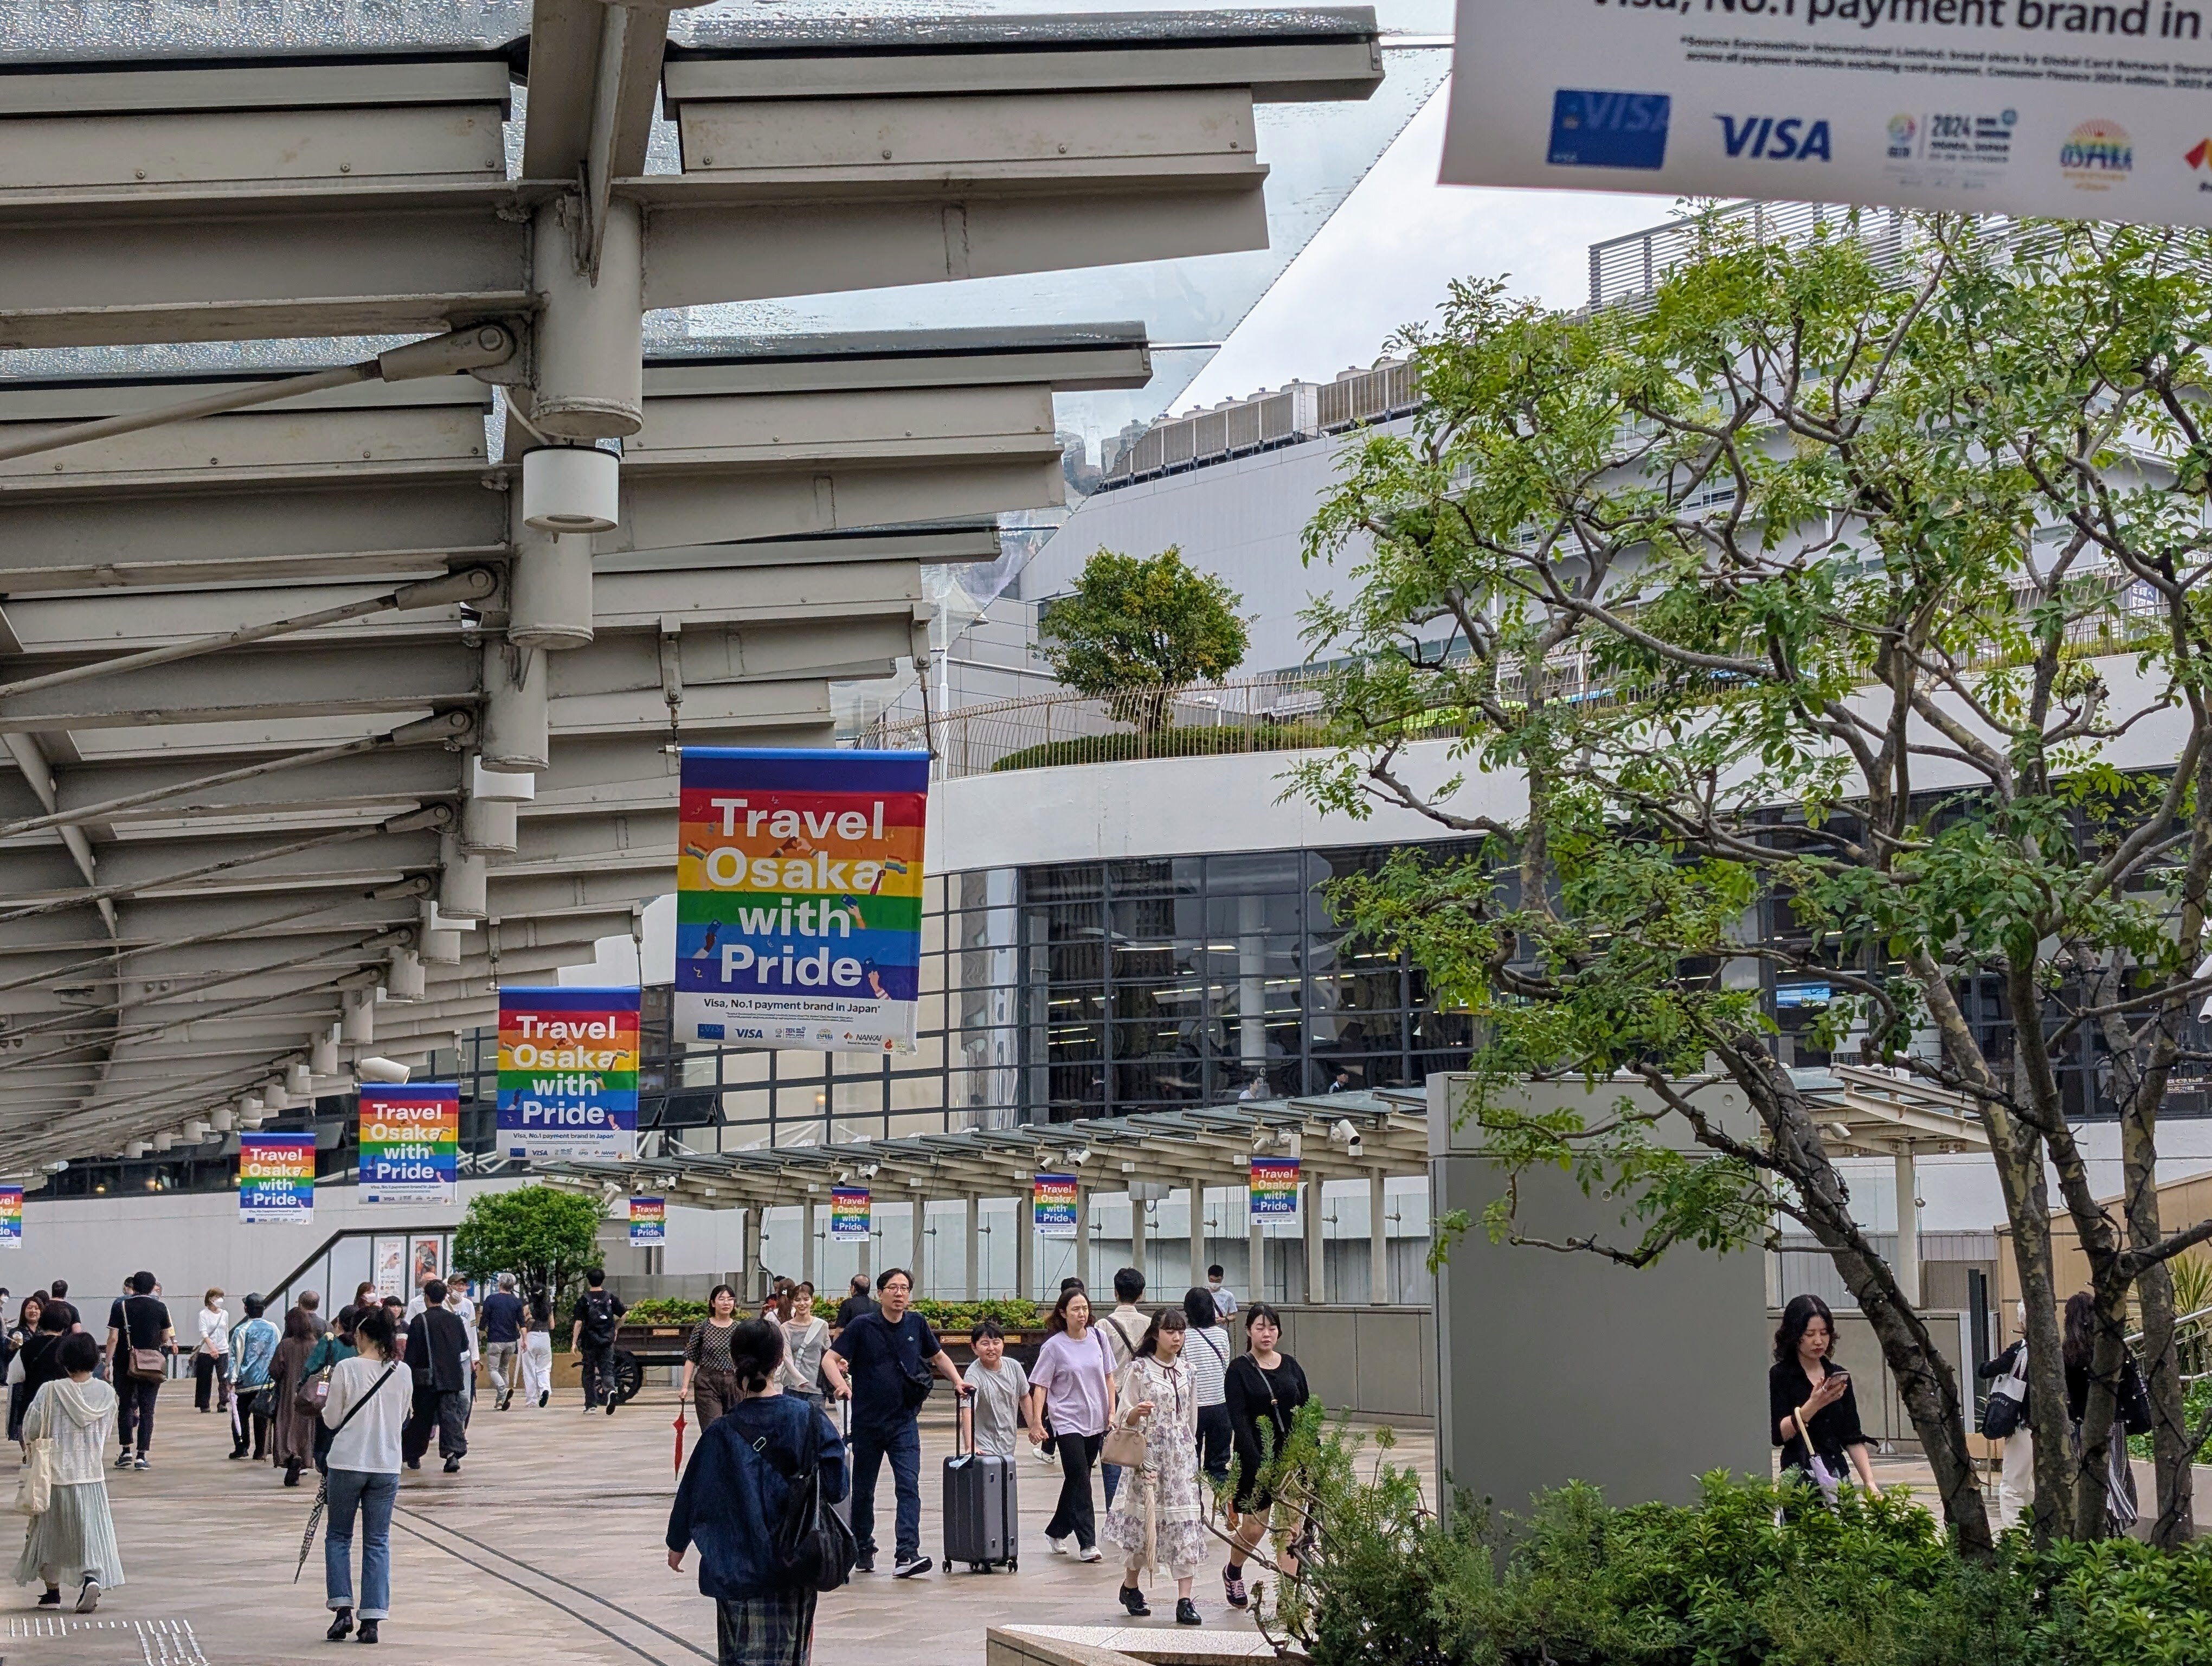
left=1100, top=1309, right=1207, bottom=1626
left=318, top=1307, right=413, bottom=1644
left=13, top=1331, right=123, bottom=1612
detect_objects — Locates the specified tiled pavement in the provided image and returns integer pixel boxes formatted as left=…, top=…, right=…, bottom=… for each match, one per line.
left=0, top=1384, right=1437, bottom=1666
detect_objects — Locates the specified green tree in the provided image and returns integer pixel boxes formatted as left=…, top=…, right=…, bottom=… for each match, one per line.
left=449, top=1184, right=606, bottom=1322
left=1295, top=211, right=2212, bottom=1552
left=1041, top=546, right=1249, bottom=739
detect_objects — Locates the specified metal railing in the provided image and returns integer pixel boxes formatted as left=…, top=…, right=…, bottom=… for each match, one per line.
left=1099, top=359, right=1422, bottom=490
left=1589, top=201, right=1915, bottom=311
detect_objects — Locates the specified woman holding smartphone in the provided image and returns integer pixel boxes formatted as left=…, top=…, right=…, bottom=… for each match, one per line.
left=1770, top=1293, right=1874, bottom=1501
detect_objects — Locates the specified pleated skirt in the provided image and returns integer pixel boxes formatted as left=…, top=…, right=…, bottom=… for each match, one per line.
left=12, top=1480, right=125, bottom=1589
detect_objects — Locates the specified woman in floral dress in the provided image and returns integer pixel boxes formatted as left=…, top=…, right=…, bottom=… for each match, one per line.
left=1101, top=1308, right=1206, bottom=1625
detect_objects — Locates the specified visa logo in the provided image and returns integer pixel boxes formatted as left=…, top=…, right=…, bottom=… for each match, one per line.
left=1548, top=88, right=1671, bottom=170
left=1716, top=116, right=1833, bottom=161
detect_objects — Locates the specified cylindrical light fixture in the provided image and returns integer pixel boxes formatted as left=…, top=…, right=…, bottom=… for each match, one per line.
left=261, top=1077, right=292, bottom=1112
left=152, top=1130, right=176, bottom=1152
left=179, top=1118, right=210, bottom=1145
left=471, top=755, right=536, bottom=801
left=509, top=525, right=595, bottom=649
left=459, top=793, right=518, bottom=855
left=123, top=1140, right=149, bottom=1159
left=480, top=640, right=549, bottom=772
left=520, top=446, right=620, bottom=533
left=438, top=830, right=488, bottom=921
left=209, top=1106, right=235, bottom=1134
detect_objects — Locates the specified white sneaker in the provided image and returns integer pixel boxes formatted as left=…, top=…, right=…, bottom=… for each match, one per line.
left=1077, top=1545, right=1104, bottom=1562
left=1032, top=1444, right=1058, bottom=1465
left=1047, top=1535, right=1070, bottom=1555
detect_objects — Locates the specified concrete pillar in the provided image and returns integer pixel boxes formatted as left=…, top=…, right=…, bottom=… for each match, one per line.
left=857, top=1227, right=873, bottom=1282
left=1189, top=1184, right=1208, bottom=1298
left=964, top=1195, right=981, bottom=1300
left=1129, top=1188, right=1148, bottom=1281
left=1074, top=1184, right=1091, bottom=1291
left=1302, top=1181, right=1325, bottom=1304
left=1016, top=1188, right=1037, bottom=1303
left=1238, top=893, right=1267, bottom=1089
left=1368, top=1170, right=1390, bottom=1305
left=1894, top=1145, right=1921, bottom=1308
left=1249, top=1208, right=1266, bottom=1305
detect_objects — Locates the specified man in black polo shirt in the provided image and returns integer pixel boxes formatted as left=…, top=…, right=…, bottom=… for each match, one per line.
left=106, top=1271, right=172, bottom=1470
left=822, top=1267, right=969, bottom=1579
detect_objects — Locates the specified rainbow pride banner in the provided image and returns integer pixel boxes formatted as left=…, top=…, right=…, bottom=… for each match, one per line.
left=239, top=1133, right=316, bottom=1225
left=830, top=1187, right=871, bottom=1241
left=673, top=748, right=929, bottom=1055
left=629, top=1197, right=666, bottom=1247
left=498, top=987, right=640, bottom=1162
left=1250, top=1157, right=1301, bottom=1222
left=0, top=1185, right=22, bottom=1249
left=1033, top=1174, right=1077, bottom=1240
left=359, top=1083, right=459, bottom=1205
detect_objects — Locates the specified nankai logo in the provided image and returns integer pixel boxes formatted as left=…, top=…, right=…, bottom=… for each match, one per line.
left=1715, top=114, right=1833, bottom=162
left=1547, top=88, right=1671, bottom=171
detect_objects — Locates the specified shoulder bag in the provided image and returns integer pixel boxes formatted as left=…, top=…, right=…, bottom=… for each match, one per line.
left=13, top=1433, right=50, bottom=1517
left=1101, top=1340, right=1149, bottom=1469
left=767, top=1409, right=859, bottom=1592
left=1980, top=1348, right=2027, bottom=1440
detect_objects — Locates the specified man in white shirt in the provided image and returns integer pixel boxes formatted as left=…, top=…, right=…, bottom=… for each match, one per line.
left=1097, top=1268, right=1151, bottom=1508
left=194, top=1290, right=231, bottom=1414
left=443, top=1284, right=480, bottom=1417
left=1206, top=1265, right=1238, bottom=1320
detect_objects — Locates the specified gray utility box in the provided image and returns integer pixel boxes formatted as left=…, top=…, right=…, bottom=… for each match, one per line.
left=1428, top=1074, right=1773, bottom=1524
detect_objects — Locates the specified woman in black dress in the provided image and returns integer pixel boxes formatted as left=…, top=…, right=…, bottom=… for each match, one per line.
left=1770, top=1293, right=1874, bottom=1502
left=2062, top=1289, right=2151, bottom=1534
left=1220, top=1303, right=1310, bottom=1612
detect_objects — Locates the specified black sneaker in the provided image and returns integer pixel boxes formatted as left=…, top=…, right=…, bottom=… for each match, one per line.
left=1120, top=1586, right=1150, bottom=1617
left=853, top=1550, right=876, bottom=1574
left=1175, top=1599, right=1201, bottom=1626
left=605, top=1397, right=618, bottom=1416
left=36, top=1588, right=60, bottom=1607
left=326, top=1610, right=355, bottom=1642
left=357, top=1620, right=380, bottom=1645
left=537, top=1391, right=549, bottom=1409
left=893, top=1555, right=933, bottom=1579
left=442, top=1457, right=461, bottom=1473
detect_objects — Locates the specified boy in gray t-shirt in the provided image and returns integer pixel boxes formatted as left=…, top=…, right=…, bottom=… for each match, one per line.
left=959, top=1319, right=1036, bottom=1458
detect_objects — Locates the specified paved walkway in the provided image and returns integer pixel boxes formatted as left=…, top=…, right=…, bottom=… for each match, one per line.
left=0, top=1383, right=1435, bottom=1666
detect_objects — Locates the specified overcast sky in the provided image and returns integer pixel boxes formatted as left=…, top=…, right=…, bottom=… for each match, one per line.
left=1176, top=80, right=1675, bottom=411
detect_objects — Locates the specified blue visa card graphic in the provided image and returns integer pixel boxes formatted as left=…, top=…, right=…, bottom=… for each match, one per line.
left=1548, top=89, right=1671, bottom=170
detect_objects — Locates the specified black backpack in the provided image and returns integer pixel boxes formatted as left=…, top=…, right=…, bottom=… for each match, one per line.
left=580, top=1290, right=621, bottom=1347
left=766, top=1420, right=856, bottom=1592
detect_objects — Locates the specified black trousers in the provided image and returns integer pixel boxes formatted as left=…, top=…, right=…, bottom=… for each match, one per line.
left=580, top=1344, right=614, bottom=1408
left=1197, top=1403, right=1233, bottom=1484
left=402, top=1386, right=468, bottom=1463
left=116, top=1375, right=160, bottom=1454
left=232, top=1387, right=272, bottom=1457
left=192, top=1351, right=230, bottom=1412
left=1044, top=1431, right=1103, bottom=1551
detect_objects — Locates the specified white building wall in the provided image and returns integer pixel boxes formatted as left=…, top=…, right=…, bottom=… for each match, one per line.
left=1020, top=419, right=1415, bottom=676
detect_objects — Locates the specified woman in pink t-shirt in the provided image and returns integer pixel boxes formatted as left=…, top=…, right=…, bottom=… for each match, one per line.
left=1024, top=1287, right=1117, bottom=1560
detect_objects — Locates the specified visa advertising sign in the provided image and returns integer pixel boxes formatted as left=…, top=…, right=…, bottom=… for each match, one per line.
left=673, top=748, right=929, bottom=1056
left=239, top=1133, right=317, bottom=1225
left=359, top=1084, right=459, bottom=1205
left=1444, top=0, right=2212, bottom=227
left=497, top=987, right=641, bottom=1162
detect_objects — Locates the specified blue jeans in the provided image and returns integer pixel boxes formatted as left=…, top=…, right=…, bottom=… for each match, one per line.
left=848, top=1419, right=921, bottom=1561
left=1103, top=1463, right=1122, bottom=1507
left=325, top=1469, right=397, bottom=1620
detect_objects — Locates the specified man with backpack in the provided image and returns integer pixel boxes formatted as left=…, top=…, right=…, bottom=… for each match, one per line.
left=569, top=1270, right=627, bottom=1415
left=820, top=1267, right=970, bottom=1579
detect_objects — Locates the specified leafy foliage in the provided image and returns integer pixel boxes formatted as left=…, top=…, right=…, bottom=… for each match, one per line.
left=1283, top=1423, right=2212, bottom=1666
left=1295, top=210, right=2212, bottom=1545
left=448, top=1184, right=605, bottom=1317
left=1039, top=547, right=1250, bottom=732
left=622, top=1296, right=1045, bottom=1331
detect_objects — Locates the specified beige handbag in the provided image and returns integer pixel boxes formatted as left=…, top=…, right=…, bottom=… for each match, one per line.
left=1102, top=1416, right=1149, bottom=1471
left=14, top=1437, right=51, bottom=1517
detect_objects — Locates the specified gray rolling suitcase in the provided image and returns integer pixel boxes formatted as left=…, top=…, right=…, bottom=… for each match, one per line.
left=942, top=1414, right=1018, bottom=1573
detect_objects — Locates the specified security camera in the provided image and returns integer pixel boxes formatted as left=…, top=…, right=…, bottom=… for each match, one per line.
left=355, top=1056, right=411, bottom=1084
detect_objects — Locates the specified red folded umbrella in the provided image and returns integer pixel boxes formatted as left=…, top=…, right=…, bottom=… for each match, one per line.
left=673, top=1407, right=687, bottom=1475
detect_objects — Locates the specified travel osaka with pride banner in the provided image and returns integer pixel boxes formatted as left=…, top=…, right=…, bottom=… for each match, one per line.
left=359, top=1083, right=459, bottom=1204
left=239, top=1132, right=316, bottom=1225
left=672, top=747, right=929, bottom=1055
left=498, top=986, right=640, bottom=1161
